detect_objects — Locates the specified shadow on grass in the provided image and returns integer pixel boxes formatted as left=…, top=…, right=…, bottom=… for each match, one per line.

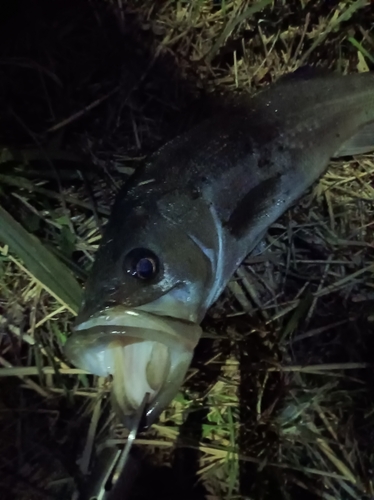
left=0, top=1, right=230, bottom=499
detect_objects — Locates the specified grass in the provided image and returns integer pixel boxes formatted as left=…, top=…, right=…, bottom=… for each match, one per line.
left=0, top=0, right=374, bottom=499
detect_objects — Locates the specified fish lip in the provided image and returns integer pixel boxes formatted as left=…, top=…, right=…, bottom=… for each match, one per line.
left=72, top=306, right=201, bottom=351
left=65, top=306, right=202, bottom=428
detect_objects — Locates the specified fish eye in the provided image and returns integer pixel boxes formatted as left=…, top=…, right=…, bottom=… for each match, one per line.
left=124, top=248, right=160, bottom=280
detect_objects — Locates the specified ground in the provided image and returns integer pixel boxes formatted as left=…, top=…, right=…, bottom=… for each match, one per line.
left=0, top=1, right=374, bottom=499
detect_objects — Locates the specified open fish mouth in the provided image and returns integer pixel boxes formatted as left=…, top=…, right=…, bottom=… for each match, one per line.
left=64, top=307, right=202, bottom=427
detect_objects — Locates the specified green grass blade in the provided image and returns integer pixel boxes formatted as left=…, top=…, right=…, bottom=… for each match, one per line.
left=347, top=36, right=374, bottom=65
left=206, top=0, right=273, bottom=63
left=0, top=204, right=82, bottom=314
left=299, top=0, right=369, bottom=65
left=280, top=293, right=314, bottom=343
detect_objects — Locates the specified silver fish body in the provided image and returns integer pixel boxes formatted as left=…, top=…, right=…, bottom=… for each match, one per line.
left=65, top=70, right=374, bottom=428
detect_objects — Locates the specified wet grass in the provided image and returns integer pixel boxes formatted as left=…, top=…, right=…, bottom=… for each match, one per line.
left=0, top=0, right=374, bottom=499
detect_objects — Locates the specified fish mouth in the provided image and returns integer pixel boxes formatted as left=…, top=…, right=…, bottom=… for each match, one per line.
left=64, top=306, right=202, bottom=428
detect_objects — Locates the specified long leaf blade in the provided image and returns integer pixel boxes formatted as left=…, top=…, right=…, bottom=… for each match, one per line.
left=0, top=204, right=82, bottom=314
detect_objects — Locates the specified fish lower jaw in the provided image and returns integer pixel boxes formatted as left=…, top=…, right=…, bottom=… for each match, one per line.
left=111, top=339, right=170, bottom=412
left=65, top=308, right=203, bottom=425
left=86, top=339, right=171, bottom=411
left=72, top=336, right=193, bottom=426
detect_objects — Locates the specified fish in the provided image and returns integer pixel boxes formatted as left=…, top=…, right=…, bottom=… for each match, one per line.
left=65, top=68, right=374, bottom=429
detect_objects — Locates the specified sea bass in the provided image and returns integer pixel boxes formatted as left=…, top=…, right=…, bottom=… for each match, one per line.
left=65, top=69, right=374, bottom=428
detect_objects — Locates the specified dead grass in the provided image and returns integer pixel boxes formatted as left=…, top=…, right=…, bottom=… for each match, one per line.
left=0, top=0, right=374, bottom=499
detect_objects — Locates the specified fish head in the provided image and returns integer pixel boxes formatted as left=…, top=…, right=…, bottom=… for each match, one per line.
left=65, top=189, right=214, bottom=428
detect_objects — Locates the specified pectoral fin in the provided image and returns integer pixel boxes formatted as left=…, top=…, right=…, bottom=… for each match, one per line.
left=334, top=122, right=374, bottom=157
